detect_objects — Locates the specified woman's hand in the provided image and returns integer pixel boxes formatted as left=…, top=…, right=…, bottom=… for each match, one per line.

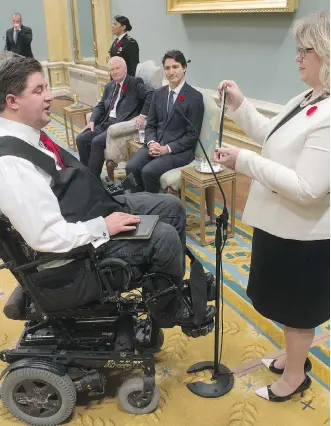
left=214, top=147, right=242, bottom=170
left=218, top=80, right=244, bottom=111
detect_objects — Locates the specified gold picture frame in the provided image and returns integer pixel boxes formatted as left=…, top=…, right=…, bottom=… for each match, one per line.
left=166, top=0, right=299, bottom=14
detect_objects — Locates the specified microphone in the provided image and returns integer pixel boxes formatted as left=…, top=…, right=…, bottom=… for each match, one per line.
left=174, top=106, right=228, bottom=216
left=174, top=106, right=234, bottom=398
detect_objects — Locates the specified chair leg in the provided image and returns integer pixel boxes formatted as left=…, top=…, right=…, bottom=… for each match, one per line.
left=106, top=160, right=117, bottom=181
left=206, top=186, right=215, bottom=224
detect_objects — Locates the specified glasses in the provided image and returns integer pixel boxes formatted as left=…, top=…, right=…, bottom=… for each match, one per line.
left=296, top=47, right=314, bottom=59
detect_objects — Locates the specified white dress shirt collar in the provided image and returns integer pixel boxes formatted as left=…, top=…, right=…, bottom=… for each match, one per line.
left=117, top=32, right=127, bottom=42
left=0, top=117, right=40, bottom=148
left=169, top=80, right=186, bottom=96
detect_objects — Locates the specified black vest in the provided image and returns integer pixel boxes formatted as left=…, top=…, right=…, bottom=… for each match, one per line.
left=0, top=136, right=127, bottom=222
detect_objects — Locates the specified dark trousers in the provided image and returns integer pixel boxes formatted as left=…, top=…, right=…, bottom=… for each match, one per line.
left=103, top=192, right=186, bottom=322
left=126, top=146, right=192, bottom=193
left=76, top=119, right=116, bottom=178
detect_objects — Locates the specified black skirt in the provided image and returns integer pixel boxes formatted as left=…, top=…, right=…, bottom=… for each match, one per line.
left=247, top=228, right=330, bottom=329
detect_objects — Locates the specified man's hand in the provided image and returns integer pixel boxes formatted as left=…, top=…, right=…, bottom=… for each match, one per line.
left=13, top=23, right=20, bottom=31
left=148, top=142, right=160, bottom=157
left=134, top=115, right=145, bottom=129
left=79, top=121, right=95, bottom=134
left=104, top=212, right=141, bottom=236
left=148, top=143, right=168, bottom=157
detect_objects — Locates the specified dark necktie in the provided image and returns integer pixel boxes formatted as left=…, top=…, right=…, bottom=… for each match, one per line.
left=109, top=83, right=121, bottom=114
left=167, top=90, right=175, bottom=116
left=40, top=131, right=66, bottom=169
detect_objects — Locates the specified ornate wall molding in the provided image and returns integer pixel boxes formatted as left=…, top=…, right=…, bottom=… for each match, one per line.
left=166, top=0, right=299, bottom=14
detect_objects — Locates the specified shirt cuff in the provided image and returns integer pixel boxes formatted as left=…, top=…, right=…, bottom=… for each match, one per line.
left=147, top=140, right=155, bottom=147
left=167, top=145, right=172, bottom=153
left=85, top=217, right=110, bottom=248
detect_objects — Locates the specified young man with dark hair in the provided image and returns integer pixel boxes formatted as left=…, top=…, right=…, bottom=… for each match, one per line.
left=126, top=49, right=204, bottom=193
left=5, top=13, right=33, bottom=58
left=0, top=57, right=214, bottom=329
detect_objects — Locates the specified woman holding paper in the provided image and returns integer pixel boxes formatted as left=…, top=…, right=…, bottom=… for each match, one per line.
left=214, top=11, right=330, bottom=403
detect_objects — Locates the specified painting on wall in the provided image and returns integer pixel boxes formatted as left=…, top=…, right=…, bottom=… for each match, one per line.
left=166, top=0, right=299, bottom=14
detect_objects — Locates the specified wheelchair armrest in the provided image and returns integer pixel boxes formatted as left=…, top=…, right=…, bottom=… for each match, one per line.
left=98, top=257, right=129, bottom=270
left=15, top=245, right=96, bottom=272
left=97, top=257, right=132, bottom=291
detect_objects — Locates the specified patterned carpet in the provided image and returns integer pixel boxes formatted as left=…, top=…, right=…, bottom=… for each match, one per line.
left=0, top=114, right=329, bottom=425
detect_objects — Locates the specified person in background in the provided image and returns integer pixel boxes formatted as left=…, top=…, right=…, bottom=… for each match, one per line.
left=76, top=56, right=153, bottom=180
left=126, top=50, right=204, bottom=193
left=5, top=12, right=33, bottom=58
left=109, top=15, right=139, bottom=77
left=214, top=11, right=330, bottom=403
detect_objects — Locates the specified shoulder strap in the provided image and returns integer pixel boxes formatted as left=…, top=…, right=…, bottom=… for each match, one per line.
left=0, top=136, right=57, bottom=178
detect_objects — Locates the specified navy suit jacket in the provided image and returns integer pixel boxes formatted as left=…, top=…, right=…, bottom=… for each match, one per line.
left=90, top=74, right=153, bottom=125
left=145, top=82, right=204, bottom=161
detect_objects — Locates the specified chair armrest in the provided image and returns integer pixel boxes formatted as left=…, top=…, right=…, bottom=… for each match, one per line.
left=107, top=119, right=139, bottom=138
left=16, top=245, right=97, bottom=272
left=86, top=112, right=93, bottom=123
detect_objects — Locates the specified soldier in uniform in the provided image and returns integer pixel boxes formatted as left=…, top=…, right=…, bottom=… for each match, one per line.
left=109, top=15, right=139, bottom=77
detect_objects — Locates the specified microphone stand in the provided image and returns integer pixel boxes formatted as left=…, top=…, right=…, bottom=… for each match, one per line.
left=175, top=101, right=234, bottom=398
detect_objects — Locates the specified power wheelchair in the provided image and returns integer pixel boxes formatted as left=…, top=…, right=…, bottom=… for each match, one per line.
left=0, top=214, right=215, bottom=425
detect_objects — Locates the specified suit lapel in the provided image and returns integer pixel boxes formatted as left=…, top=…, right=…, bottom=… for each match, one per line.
left=104, top=81, right=115, bottom=110
left=161, top=86, right=169, bottom=123
left=116, top=75, right=129, bottom=114
left=11, top=28, right=16, bottom=45
left=265, top=90, right=311, bottom=142
left=165, top=82, right=187, bottom=127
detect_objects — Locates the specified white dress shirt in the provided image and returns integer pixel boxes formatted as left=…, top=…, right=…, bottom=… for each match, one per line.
left=167, top=80, right=186, bottom=109
left=227, top=92, right=330, bottom=240
left=109, top=80, right=124, bottom=119
left=0, top=118, right=110, bottom=253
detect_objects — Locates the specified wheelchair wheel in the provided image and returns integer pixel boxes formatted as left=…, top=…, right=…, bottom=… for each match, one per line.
left=154, top=329, right=164, bottom=352
left=0, top=367, right=76, bottom=425
left=118, top=377, right=160, bottom=414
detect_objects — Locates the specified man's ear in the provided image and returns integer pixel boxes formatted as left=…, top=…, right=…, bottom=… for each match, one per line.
left=5, top=94, right=19, bottom=111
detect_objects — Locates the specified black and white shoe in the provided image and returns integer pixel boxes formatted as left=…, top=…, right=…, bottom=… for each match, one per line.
left=255, top=374, right=312, bottom=402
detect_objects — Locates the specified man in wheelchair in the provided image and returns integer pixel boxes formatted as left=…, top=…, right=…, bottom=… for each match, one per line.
left=0, top=57, right=216, bottom=424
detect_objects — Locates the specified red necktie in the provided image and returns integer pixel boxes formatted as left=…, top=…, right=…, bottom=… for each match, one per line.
left=40, top=131, right=66, bottom=169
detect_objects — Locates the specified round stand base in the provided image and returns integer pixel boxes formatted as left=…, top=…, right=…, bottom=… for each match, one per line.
left=186, top=361, right=234, bottom=398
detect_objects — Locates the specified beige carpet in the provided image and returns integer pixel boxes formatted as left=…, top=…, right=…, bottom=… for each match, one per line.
left=0, top=266, right=329, bottom=426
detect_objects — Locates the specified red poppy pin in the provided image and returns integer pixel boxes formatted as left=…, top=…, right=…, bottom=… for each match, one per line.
left=306, top=106, right=318, bottom=116
left=116, top=41, right=122, bottom=48
left=122, top=85, right=127, bottom=91
left=178, top=95, right=184, bottom=102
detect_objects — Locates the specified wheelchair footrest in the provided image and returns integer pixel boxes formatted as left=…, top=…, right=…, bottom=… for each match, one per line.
left=182, top=320, right=214, bottom=338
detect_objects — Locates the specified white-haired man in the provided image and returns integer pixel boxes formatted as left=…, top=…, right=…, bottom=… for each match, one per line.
left=76, top=56, right=153, bottom=179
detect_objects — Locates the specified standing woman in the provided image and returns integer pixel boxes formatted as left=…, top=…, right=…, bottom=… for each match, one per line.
left=109, top=15, right=139, bottom=76
left=215, top=11, right=330, bottom=402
